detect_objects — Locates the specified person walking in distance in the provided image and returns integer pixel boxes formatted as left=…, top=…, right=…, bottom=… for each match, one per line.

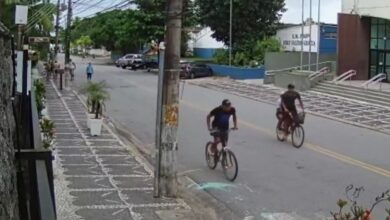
left=86, top=62, right=94, bottom=81
left=69, top=59, right=76, bottom=81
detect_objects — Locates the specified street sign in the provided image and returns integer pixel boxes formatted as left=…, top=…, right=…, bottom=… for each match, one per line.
left=29, top=37, right=50, bottom=43
left=15, top=5, right=28, bottom=25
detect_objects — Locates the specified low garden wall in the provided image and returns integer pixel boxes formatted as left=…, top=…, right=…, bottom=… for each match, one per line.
left=208, top=64, right=265, bottom=79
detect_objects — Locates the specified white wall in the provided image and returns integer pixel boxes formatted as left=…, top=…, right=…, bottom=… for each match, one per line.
left=89, top=48, right=111, bottom=56
left=342, top=0, right=390, bottom=20
left=276, top=24, right=319, bottom=53
left=190, top=27, right=225, bottom=49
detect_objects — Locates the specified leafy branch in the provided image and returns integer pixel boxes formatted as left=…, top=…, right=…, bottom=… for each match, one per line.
left=331, top=185, right=390, bottom=220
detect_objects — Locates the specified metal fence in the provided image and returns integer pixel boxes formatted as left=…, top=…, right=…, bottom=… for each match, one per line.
left=3, top=23, right=58, bottom=219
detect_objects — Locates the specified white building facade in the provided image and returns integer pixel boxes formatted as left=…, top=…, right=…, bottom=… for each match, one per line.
left=188, top=27, right=225, bottom=59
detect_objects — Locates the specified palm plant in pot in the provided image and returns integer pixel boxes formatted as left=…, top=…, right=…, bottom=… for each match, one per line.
left=81, top=81, right=109, bottom=135
left=80, top=81, right=109, bottom=129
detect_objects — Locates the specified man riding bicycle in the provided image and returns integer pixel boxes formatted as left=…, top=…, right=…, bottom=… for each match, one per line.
left=207, top=99, right=238, bottom=153
left=280, top=84, right=304, bottom=139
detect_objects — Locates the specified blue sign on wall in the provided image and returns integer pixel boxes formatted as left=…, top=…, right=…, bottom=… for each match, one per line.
left=208, top=64, right=265, bottom=79
left=319, top=24, right=337, bottom=54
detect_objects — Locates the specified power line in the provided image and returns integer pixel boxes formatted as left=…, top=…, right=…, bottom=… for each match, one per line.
left=73, top=0, right=108, bottom=16
left=26, top=4, right=57, bottom=31
left=73, top=1, right=112, bottom=10
left=83, top=0, right=131, bottom=18
left=28, top=4, right=53, bottom=23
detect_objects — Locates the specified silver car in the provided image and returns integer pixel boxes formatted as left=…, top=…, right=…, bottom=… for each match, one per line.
left=116, top=54, right=142, bottom=69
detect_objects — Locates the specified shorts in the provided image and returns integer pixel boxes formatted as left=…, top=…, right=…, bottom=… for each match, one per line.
left=210, top=129, right=229, bottom=146
left=276, top=107, right=283, bottom=120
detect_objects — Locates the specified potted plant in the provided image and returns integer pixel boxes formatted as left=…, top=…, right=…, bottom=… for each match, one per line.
left=80, top=81, right=108, bottom=128
left=81, top=81, right=109, bottom=136
left=40, top=117, right=55, bottom=149
left=34, top=79, right=47, bottom=118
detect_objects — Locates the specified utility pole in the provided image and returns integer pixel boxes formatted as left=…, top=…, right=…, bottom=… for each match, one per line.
left=308, top=0, right=312, bottom=71
left=158, top=0, right=183, bottom=197
left=300, top=0, right=304, bottom=70
left=229, top=0, right=233, bottom=66
left=17, top=25, right=23, bottom=50
left=65, top=0, right=72, bottom=65
left=63, top=0, right=72, bottom=90
left=316, top=0, right=321, bottom=71
left=54, top=0, right=61, bottom=60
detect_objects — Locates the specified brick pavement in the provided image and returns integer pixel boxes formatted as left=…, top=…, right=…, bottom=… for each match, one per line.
left=46, top=81, right=190, bottom=220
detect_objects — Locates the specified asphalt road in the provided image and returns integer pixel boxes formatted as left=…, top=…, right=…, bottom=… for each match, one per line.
left=69, top=57, right=390, bottom=219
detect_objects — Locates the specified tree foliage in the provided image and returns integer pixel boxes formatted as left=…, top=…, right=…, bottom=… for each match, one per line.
left=214, top=38, right=281, bottom=67
left=70, top=0, right=198, bottom=55
left=75, top=35, right=93, bottom=48
left=71, top=10, right=142, bottom=53
left=1, top=1, right=55, bottom=60
left=197, top=0, right=285, bottom=51
left=0, top=1, right=56, bottom=35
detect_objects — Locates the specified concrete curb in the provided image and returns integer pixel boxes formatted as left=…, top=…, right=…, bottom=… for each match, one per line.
left=70, top=89, right=241, bottom=220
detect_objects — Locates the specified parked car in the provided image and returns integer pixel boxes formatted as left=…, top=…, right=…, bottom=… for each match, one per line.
left=115, top=54, right=142, bottom=69
left=180, top=62, right=213, bottom=79
left=130, top=56, right=144, bottom=70
left=131, top=56, right=159, bottom=71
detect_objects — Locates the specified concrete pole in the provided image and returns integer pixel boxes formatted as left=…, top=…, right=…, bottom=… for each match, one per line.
left=159, top=0, right=183, bottom=197
left=154, top=43, right=165, bottom=198
left=229, top=0, right=233, bottom=66
left=300, top=0, right=304, bottom=70
left=17, top=25, right=23, bottom=50
left=308, top=0, right=312, bottom=71
left=54, top=0, right=60, bottom=61
left=65, top=0, right=72, bottom=65
left=316, top=0, right=321, bottom=71
left=63, top=0, right=72, bottom=90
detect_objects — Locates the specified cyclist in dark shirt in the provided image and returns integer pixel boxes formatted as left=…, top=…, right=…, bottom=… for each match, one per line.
left=207, top=99, right=238, bottom=153
left=281, top=84, right=304, bottom=138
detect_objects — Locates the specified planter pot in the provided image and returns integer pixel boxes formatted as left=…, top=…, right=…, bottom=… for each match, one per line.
left=87, top=113, right=95, bottom=128
left=41, top=107, right=48, bottom=117
left=90, top=118, right=103, bottom=136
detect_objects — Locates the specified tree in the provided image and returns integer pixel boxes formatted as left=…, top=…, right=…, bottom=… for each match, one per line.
left=75, top=35, right=93, bottom=54
left=213, top=38, right=281, bottom=67
left=251, top=37, right=281, bottom=63
left=196, top=0, right=285, bottom=51
left=70, top=10, right=145, bottom=53
left=0, top=1, right=56, bottom=60
left=133, top=0, right=198, bottom=56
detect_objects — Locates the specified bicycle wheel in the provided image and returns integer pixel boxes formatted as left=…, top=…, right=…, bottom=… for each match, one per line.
left=205, top=142, right=218, bottom=169
left=291, top=125, right=305, bottom=148
left=222, top=149, right=238, bottom=181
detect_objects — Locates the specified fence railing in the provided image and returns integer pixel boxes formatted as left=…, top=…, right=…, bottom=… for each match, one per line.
left=308, top=67, right=330, bottom=81
left=332, top=69, right=356, bottom=84
left=14, top=58, right=57, bottom=219
left=266, top=61, right=335, bottom=75
left=360, top=73, right=387, bottom=90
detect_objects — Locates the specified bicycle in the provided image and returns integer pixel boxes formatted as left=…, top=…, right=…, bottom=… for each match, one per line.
left=276, top=112, right=305, bottom=148
left=205, top=129, right=238, bottom=181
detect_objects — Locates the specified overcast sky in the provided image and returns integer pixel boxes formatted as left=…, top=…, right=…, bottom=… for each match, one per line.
left=281, top=0, right=341, bottom=24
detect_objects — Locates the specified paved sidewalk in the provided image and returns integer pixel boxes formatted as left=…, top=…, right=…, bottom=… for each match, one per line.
left=46, top=81, right=192, bottom=220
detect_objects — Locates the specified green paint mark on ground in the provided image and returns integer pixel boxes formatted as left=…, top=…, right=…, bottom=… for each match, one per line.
left=196, top=182, right=235, bottom=191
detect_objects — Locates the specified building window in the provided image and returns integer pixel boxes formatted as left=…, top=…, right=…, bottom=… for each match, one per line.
left=323, top=32, right=337, bottom=39
left=371, top=25, right=378, bottom=38
left=371, top=39, right=378, bottom=49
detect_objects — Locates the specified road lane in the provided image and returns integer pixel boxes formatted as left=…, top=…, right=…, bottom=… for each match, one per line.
left=70, top=58, right=390, bottom=219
